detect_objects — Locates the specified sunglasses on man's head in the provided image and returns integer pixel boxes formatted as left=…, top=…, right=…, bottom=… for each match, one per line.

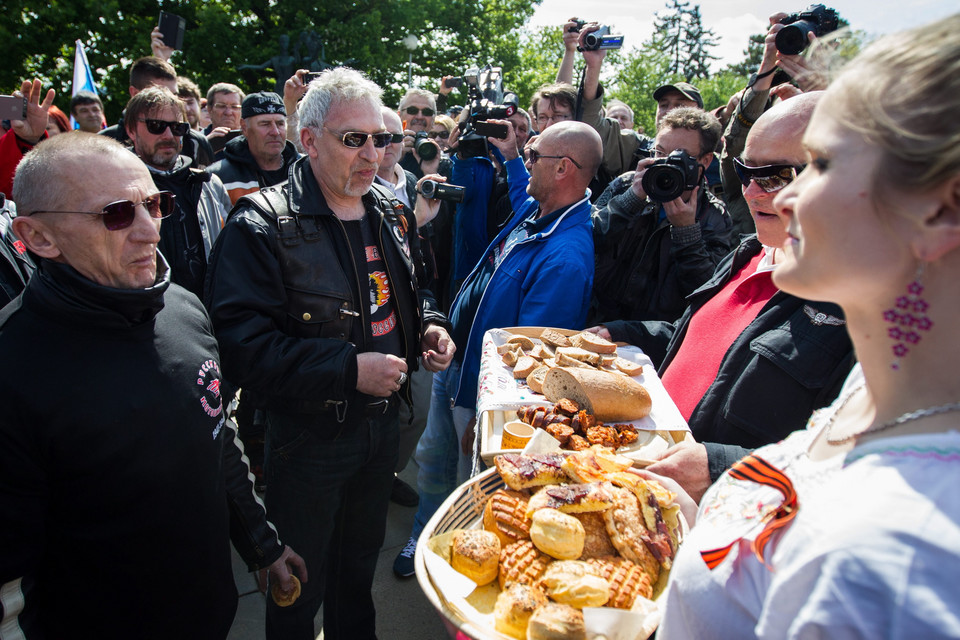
left=324, top=128, right=394, bottom=149
left=733, top=157, right=805, bottom=193
left=404, top=106, right=435, bottom=117
left=32, top=192, right=176, bottom=231
left=140, top=119, right=190, bottom=137
left=427, top=130, right=450, bottom=140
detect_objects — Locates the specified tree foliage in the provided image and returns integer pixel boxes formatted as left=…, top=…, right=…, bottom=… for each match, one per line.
left=3, top=0, right=539, bottom=123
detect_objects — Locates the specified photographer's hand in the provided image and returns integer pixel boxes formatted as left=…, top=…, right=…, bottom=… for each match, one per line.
left=484, top=119, right=518, bottom=161
left=438, top=76, right=457, bottom=96
left=12, top=79, right=55, bottom=145
left=629, top=158, right=656, bottom=202
left=777, top=33, right=827, bottom=92
left=664, top=184, right=699, bottom=228
left=579, top=23, right=606, bottom=101
left=557, top=18, right=581, bottom=84
left=151, top=26, right=175, bottom=61
left=414, top=174, right=446, bottom=227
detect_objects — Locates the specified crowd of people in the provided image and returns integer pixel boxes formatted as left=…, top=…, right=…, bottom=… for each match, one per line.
left=0, top=10, right=958, bottom=640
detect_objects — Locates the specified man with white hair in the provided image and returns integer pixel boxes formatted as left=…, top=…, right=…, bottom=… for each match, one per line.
left=206, top=67, right=454, bottom=640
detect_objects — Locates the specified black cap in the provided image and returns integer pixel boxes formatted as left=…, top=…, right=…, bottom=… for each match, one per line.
left=241, top=92, right=286, bottom=119
left=652, top=82, right=703, bottom=109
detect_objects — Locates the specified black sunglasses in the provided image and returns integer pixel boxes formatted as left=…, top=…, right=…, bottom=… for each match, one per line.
left=140, top=119, right=190, bottom=137
left=404, top=106, right=435, bottom=117
left=528, top=149, right=582, bottom=169
left=427, top=130, right=450, bottom=140
left=733, top=157, right=805, bottom=193
left=324, top=127, right=393, bottom=148
left=389, top=133, right=404, bottom=144
left=32, top=192, right=175, bottom=230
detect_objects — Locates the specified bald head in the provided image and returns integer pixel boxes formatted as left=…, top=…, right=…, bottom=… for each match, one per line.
left=538, top=121, right=603, bottom=186
left=745, top=92, right=824, bottom=167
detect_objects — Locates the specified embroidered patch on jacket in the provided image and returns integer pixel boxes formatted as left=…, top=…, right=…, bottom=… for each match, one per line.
left=803, top=305, right=844, bottom=326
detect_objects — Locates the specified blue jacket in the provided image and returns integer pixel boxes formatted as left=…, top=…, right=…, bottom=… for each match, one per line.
left=452, top=156, right=595, bottom=409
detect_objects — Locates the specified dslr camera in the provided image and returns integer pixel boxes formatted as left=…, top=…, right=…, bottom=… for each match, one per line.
left=458, top=65, right=519, bottom=159
left=641, top=150, right=701, bottom=202
left=413, top=131, right=439, bottom=161
left=776, top=4, right=839, bottom=55
left=567, top=19, right=625, bottom=51
left=418, top=179, right=465, bottom=203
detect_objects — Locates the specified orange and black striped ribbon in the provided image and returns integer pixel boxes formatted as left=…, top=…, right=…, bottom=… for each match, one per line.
left=700, top=454, right=798, bottom=571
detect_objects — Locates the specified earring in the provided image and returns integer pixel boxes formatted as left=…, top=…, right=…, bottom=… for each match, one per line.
left=882, top=263, right=933, bottom=370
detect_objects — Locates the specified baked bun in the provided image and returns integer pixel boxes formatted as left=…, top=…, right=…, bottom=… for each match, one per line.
left=574, top=512, right=619, bottom=559
left=499, top=539, right=552, bottom=590
left=530, top=508, right=585, bottom=560
left=271, top=575, right=301, bottom=607
left=494, top=583, right=547, bottom=640
left=526, top=602, right=586, bottom=640
left=542, top=367, right=651, bottom=422
left=585, top=556, right=654, bottom=608
left=495, top=453, right=569, bottom=490
left=538, top=560, right=610, bottom=608
left=483, top=488, right=532, bottom=547
left=451, top=529, right=501, bottom=586
left=602, top=487, right=661, bottom=583
left=526, top=481, right=614, bottom=516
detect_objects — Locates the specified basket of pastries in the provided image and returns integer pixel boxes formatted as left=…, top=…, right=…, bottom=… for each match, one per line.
left=415, top=445, right=685, bottom=640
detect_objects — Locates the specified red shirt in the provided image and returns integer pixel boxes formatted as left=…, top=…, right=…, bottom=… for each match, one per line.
left=661, top=250, right=779, bottom=421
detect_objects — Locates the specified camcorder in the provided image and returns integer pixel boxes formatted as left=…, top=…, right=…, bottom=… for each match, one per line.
left=457, top=65, right=519, bottom=159
left=568, top=19, right=625, bottom=51
left=641, top=150, right=701, bottom=202
left=418, top=179, right=465, bottom=203
left=776, top=4, right=839, bottom=55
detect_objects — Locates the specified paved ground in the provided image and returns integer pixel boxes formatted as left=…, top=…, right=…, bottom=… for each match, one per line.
left=226, top=462, right=453, bottom=640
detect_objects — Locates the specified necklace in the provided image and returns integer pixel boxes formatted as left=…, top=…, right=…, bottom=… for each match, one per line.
left=824, top=384, right=960, bottom=445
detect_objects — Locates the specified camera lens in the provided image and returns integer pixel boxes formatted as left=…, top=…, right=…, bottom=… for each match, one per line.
left=414, top=133, right=439, bottom=161
left=642, top=164, right=685, bottom=202
left=419, top=180, right=437, bottom=198
left=776, top=21, right=814, bottom=55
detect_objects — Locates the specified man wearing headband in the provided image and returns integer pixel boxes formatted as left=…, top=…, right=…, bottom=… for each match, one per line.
left=209, top=91, right=301, bottom=205
left=124, top=86, right=230, bottom=299
left=0, top=132, right=304, bottom=638
left=589, top=93, right=855, bottom=501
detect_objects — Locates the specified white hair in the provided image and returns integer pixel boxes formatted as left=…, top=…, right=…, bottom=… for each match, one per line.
left=297, top=67, right=384, bottom=132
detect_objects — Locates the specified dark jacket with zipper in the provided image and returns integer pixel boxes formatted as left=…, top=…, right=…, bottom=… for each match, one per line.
left=207, top=135, right=300, bottom=205
left=605, top=235, right=856, bottom=480
left=204, top=156, right=448, bottom=418
left=0, top=258, right=282, bottom=639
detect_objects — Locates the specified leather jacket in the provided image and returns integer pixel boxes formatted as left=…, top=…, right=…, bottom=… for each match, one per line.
left=205, top=157, right=448, bottom=416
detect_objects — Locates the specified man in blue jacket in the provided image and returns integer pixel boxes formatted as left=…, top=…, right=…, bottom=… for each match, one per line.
left=394, top=120, right=602, bottom=576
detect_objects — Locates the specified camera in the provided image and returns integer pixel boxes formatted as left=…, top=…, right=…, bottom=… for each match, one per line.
left=457, top=65, right=519, bottom=159
left=776, top=4, right=839, bottom=55
left=567, top=19, right=625, bottom=51
left=641, top=150, right=701, bottom=202
left=418, top=179, right=465, bottom=203
left=414, top=131, right=439, bottom=161
left=582, top=25, right=625, bottom=51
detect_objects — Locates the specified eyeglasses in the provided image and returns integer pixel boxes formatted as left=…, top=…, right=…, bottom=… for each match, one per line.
left=733, top=157, right=805, bottom=193
left=527, top=149, right=582, bottom=169
left=323, top=127, right=393, bottom=148
left=32, top=192, right=175, bottom=231
left=403, top=106, right=435, bottom=117
left=389, top=133, right=404, bottom=144
left=535, top=112, right=572, bottom=126
left=212, top=103, right=241, bottom=111
left=140, top=119, right=190, bottom=137
left=427, top=130, right=450, bottom=140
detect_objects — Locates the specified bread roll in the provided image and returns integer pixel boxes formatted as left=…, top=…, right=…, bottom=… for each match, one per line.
left=495, top=453, right=568, bottom=490
left=506, top=335, right=536, bottom=351
left=271, top=575, right=301, bottom=607
left=494, top=583, right=547, bottom=640
left=499, top=539, right=552, bottom=590
left=585, top=556, right=653, bottom=608
left=526, top=603, right=586, bottom=640
left=570, top=331, right=618, bottom=354
left=530, top=508, right=585, bottom=560
left=513, top=356, right=539, bottom=379
left=542, top=367, right=651, bottom=422
left=539, top=328, right=572, bottom=349
left=526, top=365, right=551, bottom=394
left=538, top=560, right=610, bottom=608
left=484, top=489, right=532, bottom=547
left=451, top=529, right=501, bottom=586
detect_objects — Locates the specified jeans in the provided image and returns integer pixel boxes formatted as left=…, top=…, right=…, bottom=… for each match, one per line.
left=263, top=402, right=399, bottom=640
left=411, top=361, right=474, bottom=538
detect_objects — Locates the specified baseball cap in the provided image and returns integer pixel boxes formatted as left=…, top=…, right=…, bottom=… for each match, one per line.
left=652, top=82, right=703, bottom=109
left=241, top=92, right=286, bottom=119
